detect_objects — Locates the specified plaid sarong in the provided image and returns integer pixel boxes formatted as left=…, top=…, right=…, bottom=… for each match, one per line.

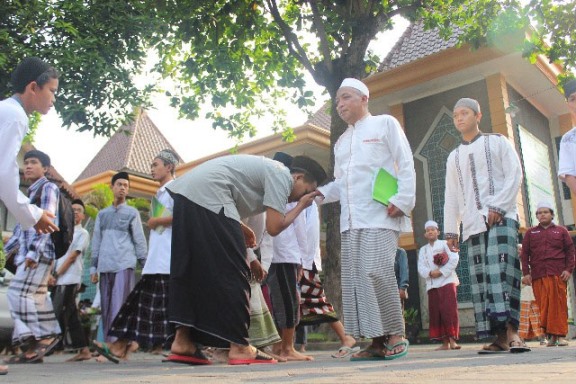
left=518, top=300, right=543, bottom=339
left=247, top=281, right=280, bottom=348
left=109, top=274, right=171, bottom=349
left=466, top=218, right=521, bottom=339
left=7, top=255, right=61, bottom=345
left=299, top=267, right=338, bottom=326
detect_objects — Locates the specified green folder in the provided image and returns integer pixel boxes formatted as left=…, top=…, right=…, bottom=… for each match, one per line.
left=372, top=168, right=398, bottom=206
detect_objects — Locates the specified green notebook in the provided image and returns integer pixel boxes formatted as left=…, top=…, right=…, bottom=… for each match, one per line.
left=372, top=168, right=398, bottom=206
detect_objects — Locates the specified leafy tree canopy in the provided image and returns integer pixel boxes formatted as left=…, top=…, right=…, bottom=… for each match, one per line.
left=1, top=1, right=573, bottom=138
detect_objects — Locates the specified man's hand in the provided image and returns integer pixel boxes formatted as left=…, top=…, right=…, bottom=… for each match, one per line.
left=34, top=210, right=59, bottom=234
left=47, top=275, right=56, bottom=287
left=298, top=190, right=321, bottom=209
left=429, top=269, right=442, bottom=279
left=560, top=270, right=572, bottom=282
left=399, top=288, right=408, bottom=300
left=387, top=203, right=404, bottom=218
left=521, top=274, right=532, bottom=286
left=90, top=274, right=98, bottom=284
left=24, top=258, right=38, bottom=270
left=147, top=217, right=159, bottom=230
left=487, top=211, right=503, bottom=228
left=240, top=223, right=257, bottom=248
left=250, top=259, right=266, bottom=282
left=446, top=238, right=460, bottom=252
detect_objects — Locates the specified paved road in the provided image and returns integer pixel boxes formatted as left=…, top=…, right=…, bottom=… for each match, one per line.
left=2, top=341, right=575, bottom=383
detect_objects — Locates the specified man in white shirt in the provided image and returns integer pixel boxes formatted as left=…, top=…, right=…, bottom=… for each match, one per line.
left=317, top=78, right=416, bottom=361
left=0, top=57, right=59, bottom=237
left=557, top=79, right=576, bottom=192
left=50, top=199, right=91, bottom=361
left=444, top=98, right=528, bottom=353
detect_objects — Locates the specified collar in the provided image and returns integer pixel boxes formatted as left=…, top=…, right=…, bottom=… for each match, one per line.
left=537, top=222, right=555, bottom=230
left=461, top=131, right=483, bottom=145
left=74, top=223, right=84, bottom=230
left=27, top=176, right=48, bottom=194
left=349, top=113, right=371, bottom=127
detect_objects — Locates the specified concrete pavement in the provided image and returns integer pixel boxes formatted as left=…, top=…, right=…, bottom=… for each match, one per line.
left=2, top=341, right=575, bottom=383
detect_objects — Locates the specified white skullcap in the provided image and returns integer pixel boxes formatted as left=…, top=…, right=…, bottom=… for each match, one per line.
left=339, top=78, right=369, bottom=98
left=536, top=200, right=554, bottom=211
left=454, top=98, right=481, bottom=114
left=424, top=220, right=439, bottom=230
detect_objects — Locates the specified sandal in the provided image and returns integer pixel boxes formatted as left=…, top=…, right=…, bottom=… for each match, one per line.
left=478, top=342, right=508, bottom=354
left=332, top=345, right=360, bottom=358
left=509, top=340, right=531, bottom=353
left=383, top=339, right=409, bottom=360
left=28, top=337, right=61, bottom=363
left=349, top=348, right=387, bottom=361
left=92, top=341, right=121, bottom=364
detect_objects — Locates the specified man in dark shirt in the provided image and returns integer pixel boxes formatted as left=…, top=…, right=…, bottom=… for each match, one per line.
left=520, top=201, right=575, bottom=346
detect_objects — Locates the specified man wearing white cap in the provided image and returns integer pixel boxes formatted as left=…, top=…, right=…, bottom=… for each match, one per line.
left=316, top=78, right=416, bottom=361
left=520, top=201, right=575, bottom=347
left=557, top=79, right=576, bottom=193
left=417, top=220, right=460, bottom=351
left=444, top=97, right=527, bottom=353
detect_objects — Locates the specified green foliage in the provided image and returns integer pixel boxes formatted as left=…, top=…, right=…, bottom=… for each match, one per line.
left=23, top=112, right=41, bottom=144
left=83, top=183, right=114, bottom=216
left=403, top=307, right=420, bottom=325
left=126, top=197, right=151, bottom=212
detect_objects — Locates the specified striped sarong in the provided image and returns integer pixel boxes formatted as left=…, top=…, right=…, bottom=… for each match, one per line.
left=466, top=218, right=521, bottom=339
left=99, top=269, right=136, bottom=342
left=299, top=267, right=338, bottom=325
left=7, top=255, right=61, bottom=345
left=341, top=228, right=404, bottom=339
left=533, top=276, right=569, bottom=336
left=267, top=263, right=300, bottom=329
left=108, top=274, right=171, bottom=348
left=247, top=281, right=280, bottom=348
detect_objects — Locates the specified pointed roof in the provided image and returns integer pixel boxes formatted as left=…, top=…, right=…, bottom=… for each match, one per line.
left=378, top=22, right=462, bottom=72
left=304, top=102, right=332, bottom=130
left=75, top=109, right=181, bottom=182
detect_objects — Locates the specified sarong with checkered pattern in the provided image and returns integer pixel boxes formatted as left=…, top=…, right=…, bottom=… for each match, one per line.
left=466, top=218, right=521, bottom=339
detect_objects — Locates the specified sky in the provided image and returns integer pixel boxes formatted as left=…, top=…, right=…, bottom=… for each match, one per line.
left=34, top=17, right=409, bottom=183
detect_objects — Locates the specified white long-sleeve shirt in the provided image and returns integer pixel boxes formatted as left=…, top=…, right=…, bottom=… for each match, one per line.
left=245, top=212, right=273, bottom=272
left=271, top=202, right=307, bottom=265
left=443, top=133, right=522, bottom=241
left=317, top=114, right=416, bottom=233
left=417, top=239, right=459, bottom=291
left=301, top=201, right=321, bottom=271
left=558, top=126, right=576, bottom=180
left=0, top=98, right=43, bottom=229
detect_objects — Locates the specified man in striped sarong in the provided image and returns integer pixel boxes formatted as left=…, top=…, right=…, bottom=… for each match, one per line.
left=444, top=98, right=529, bottom=354
left=317, top=78, right=416, bottom=361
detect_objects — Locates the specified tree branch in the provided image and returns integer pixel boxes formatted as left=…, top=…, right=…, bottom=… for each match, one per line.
left=308, top=0, right=333, bottom=73
left=264, top=0, right=315, bottom=75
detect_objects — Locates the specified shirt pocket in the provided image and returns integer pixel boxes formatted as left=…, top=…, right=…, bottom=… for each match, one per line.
left=115, top=213, right=132, bottom=231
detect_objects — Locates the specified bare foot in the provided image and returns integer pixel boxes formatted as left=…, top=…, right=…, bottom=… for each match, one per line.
left=279, top=348, right=314, bottom=361
left=435, top=345, right=450, bottom=351
left=66, top=348, right=92, bottom=362
left=385, top=335, right=407, bottom=357
left=341, top=334, right=357, bottom=349
left=228, top=344, right=274, bottom=361
left=120, top=342, right=139, bottom=361
left=261, top=349, right=287, bottom=363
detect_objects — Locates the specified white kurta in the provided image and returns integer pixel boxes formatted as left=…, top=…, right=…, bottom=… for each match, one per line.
left=443, top=134, right=522, bottom=241
left=271, top=202, right=307, bottom=265
left=0, top=98, right=43, bottom=229
left=317, top=114, right=416, bottom=233
left=417, top=239, right=459, bottom=291
left=301, top=201, right=321, bottom=271
left=558, top=126, right=576, bottom=179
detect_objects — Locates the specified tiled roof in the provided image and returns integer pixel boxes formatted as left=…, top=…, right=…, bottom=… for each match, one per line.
left=75, top=109, right=181, bottom=182
left=304, top=102, right=331, bottom=130
left=378, top=22, right=461, bottom=72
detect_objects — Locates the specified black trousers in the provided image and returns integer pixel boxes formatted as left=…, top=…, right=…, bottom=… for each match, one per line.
left=51, top=284, right=88, bottom=349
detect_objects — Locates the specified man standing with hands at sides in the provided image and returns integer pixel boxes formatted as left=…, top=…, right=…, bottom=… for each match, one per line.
left=0, top=57, right=60, bottom=235
left=520, top=201, right=574, bottom=347
left=316, top=78, right=416, bottom=361
left=90, top=172, right=148, bottom=349
left=557, top=79, right=576, bottom=193
left=444, top=98, right=528, bottom=354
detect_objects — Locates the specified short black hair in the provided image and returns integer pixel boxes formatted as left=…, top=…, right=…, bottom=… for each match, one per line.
left=290, top=156, right=327, bottom=185
left=10, top=57, right=59, bottom=93
left=24, top=149, right=51, bottom=167
left=71, top=199, right=85, bottom=209
left=111, top=171, right=130, bottom=185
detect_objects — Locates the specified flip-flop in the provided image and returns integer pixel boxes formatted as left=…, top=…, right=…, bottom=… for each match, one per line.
left=66, top=354, right=92, bottom=362
left=451, top=345, right=462, bottom=350
left=557, top=339, right=569, bottom=347
left=92, top=341, right=120, bottom=364
left=331, top=345, right=361, bottom=358
left=478, top=343, right=508, bottom=354
left=509, top=340, right=531, bottom=353
left=349, top=348, right=387, bottom=361
left=383, top=339, right=409, bottom=360
left=228, top=349, right=277, bottom=365
left=0, top=365, right=7, bottom=375
left=162, top=348, right=212, bottom=365
left=4, top=354, right=44, bottom=364
left=28, top=336, right=61, bottom=363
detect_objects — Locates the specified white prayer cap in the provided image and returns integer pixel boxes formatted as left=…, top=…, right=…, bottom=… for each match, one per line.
left=339, top=78, right=369, bottom=98
left=424, top=220, right=439, bottom=230
left=536, top=200, right=554, bottom=212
